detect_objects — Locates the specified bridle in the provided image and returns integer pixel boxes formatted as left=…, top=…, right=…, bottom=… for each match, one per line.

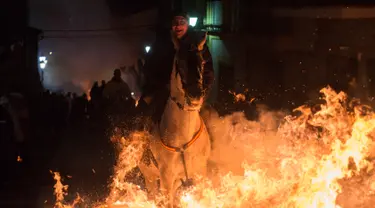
left=159, top=116, right=204, bottom=154
left=170, top=96, right=202, bottom=112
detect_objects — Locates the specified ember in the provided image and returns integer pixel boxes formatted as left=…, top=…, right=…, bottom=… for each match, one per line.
left=229, top=90, right=246, bottom=103
left=52, top=86, right=375, bottom=207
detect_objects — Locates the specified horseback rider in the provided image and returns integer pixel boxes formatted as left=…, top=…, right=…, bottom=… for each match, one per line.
left=138, top=10, right=215, bottom=124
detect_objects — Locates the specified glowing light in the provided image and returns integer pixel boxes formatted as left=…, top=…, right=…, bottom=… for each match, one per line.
left=39, top=56, right=48, bottom=69
left=40, top=62, right=46, bottom=69
left=86, top=89, right=91, bottom=101
left=131, top=92, right=135, bottom=96
left=145, top=46, right=151, bottom=53
left=189, top=17, right=198, bottom=27
left=39, top=56, right=46, bottom=62
left=49, top=52, right=53, bottom=55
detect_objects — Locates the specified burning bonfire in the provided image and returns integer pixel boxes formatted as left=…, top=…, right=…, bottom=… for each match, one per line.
left=51, top=86, right=375, bottom=207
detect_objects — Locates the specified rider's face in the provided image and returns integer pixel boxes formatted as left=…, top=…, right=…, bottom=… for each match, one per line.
left=172, top=16, right=188, bottom=39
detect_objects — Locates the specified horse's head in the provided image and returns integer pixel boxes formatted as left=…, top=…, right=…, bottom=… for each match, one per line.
left=170, top=33, right=207, bottom=111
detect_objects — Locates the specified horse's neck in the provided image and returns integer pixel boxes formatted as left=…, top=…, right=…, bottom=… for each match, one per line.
left=170, top=53, right=184, bottom=101
left=159, top=58, right=201, bottom=147
left=160, top=99, right=201, bottom=147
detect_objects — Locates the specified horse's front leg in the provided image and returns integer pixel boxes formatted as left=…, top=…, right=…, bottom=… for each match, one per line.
left=160, top=166, right=176, bottom=208
left=138, top=161, right=159, bottom=199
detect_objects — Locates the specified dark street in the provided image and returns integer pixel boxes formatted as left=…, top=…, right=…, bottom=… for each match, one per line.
left=0, top=114, right=116, bottom=207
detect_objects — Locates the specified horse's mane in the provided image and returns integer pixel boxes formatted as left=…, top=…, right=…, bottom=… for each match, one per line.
left=174, top=42, right=205, bottom=99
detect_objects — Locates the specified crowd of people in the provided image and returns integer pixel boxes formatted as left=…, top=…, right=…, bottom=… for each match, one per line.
left=0, top=68, right=137, bottom=171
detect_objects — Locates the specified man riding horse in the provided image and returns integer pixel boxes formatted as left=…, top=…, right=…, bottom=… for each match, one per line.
left=139, top=10, right=215, bottom=123
left=137, top=11, right=215, bottom=207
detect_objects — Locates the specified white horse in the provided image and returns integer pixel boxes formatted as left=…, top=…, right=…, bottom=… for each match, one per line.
left=139, top=34, right=211, bottom=207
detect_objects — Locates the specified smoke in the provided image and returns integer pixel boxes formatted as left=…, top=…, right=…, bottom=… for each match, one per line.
left=201, top=105, right=287, bottom=177
left=29, top=0, right=155, bottom=93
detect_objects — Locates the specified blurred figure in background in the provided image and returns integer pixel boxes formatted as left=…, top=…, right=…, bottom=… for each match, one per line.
left=89, top=82, right=101, bottom=119
left=103, top=69, right=134, bottom=116
left=100, top=80, right=106, bottom=95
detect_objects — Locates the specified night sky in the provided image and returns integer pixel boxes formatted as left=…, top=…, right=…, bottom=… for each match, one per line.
left=106, top=0, right=156, bottom=16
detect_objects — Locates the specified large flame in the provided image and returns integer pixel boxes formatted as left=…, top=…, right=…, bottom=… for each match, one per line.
left=51, top=86, right=375, bottom=207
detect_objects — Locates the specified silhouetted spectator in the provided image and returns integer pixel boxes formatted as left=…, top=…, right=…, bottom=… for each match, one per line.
left=100, top=80, right=106, bottom=94
left=90, top=82, right=101, bottom=103
left=90, top=82, right=102, bottom=118
left=103, top=69, right=135, bottom=115
left=66, top=92, right=73, bottom=123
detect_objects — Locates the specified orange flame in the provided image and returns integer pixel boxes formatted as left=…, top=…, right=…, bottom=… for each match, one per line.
left=52, top=86, right=375, bottom=207
left=229, top=90, right=246, bottom=103
left=50, top=171, right=81, bottom=208
left=17, top=155, right=22, bottom=162
left=86, top=89, right=91, bottom=101
left=229, top=90, right=256, bottom=104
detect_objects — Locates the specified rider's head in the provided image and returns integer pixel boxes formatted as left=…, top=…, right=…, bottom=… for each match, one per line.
left=171, top=10, right=189, bottom=39
left=113, top=69, right=121, bottom=78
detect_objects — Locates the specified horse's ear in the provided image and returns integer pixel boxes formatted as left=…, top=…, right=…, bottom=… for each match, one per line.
left=197, top=32, right=207, bottom=51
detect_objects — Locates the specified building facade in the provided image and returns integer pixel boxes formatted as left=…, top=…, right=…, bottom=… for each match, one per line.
left=0, top=1, right=43, bottom=96
left=173, top=0, right=375, bottom=108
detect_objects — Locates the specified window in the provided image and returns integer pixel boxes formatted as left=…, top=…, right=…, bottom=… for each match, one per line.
left=204, top=0, right=223, bottom=31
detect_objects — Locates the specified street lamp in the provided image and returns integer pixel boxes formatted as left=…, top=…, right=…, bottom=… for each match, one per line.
left=145, top=45, right=151, bottom=53
left=39, top=56, right=48, bottom=69
left=40, top=62, right=46, bottom=69
left=189, top=17, right=198, bottom=27
left=39, top=56, right=46, bottom=62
